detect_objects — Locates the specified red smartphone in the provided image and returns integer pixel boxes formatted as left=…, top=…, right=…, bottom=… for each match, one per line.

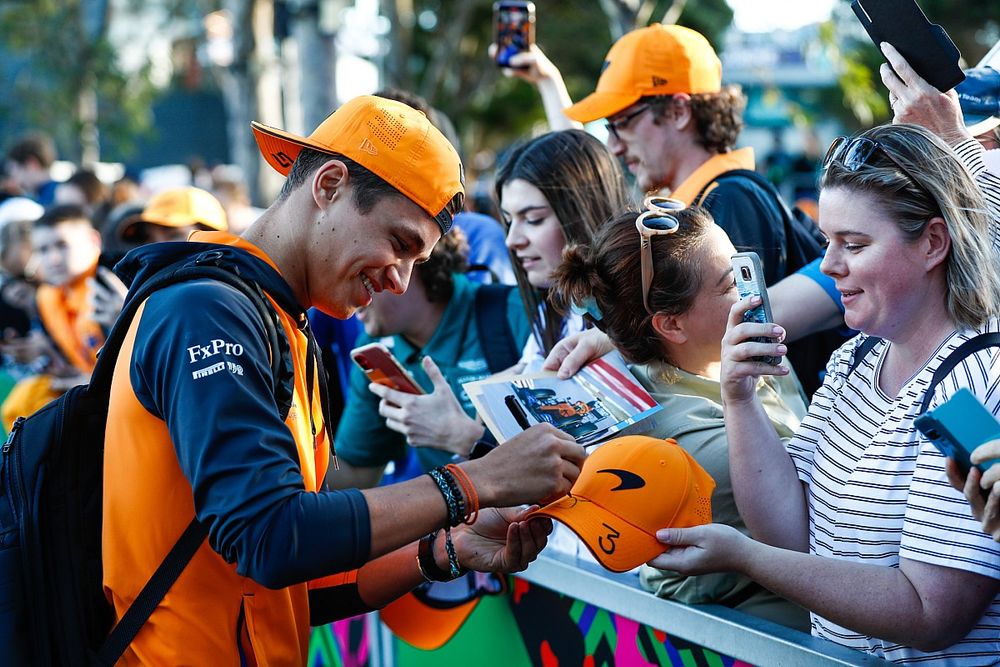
left=493, top=1, right=535, bottom=68
left=350, top=342, right=424, bottom=394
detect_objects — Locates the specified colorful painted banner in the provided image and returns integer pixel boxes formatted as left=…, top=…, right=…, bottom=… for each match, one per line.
left=308, top=578, right=751, bottom=667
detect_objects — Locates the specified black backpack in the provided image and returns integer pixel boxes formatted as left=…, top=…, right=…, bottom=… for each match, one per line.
left=697, top=168, right=827, bottom=276
left=0, top=258, right=293, bottom=666
left=473, top=283, right=521, bottom=374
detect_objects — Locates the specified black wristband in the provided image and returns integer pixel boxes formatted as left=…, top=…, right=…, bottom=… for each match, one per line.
left=417, top=531, right=457, bottom=582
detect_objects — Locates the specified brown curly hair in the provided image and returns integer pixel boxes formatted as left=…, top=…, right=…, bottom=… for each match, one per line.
left=416, top=226, right=469, bottom=304
left=648, top=86, right=745, bottom=154
left=552, top=207, right=715, bottom=366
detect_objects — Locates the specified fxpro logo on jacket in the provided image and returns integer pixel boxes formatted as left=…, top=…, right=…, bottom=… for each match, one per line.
left=187, top=338, right=245, bottom=380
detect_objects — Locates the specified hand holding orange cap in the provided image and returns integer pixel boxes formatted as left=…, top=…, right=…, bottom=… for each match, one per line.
left=529, top=435, right=715, bottom=572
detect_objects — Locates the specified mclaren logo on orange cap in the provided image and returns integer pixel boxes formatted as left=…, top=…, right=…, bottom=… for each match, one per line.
left=529, top=435, right=715, bottom=572
left=596, top=468, right=645, bottom=491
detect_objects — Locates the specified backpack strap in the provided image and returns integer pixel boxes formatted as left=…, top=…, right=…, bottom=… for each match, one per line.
left=694, top=169, right=773, bottom=207
left=846, top=333, right=1000, bottom=415
left=91, top=258, right=293, bottom=665
left=90, top=260, right=291, bottom=418
left=94, top=518, right=205, bottom=665
left=474, top=284, right=520, bottom=374
left=918, top=333, right=1000, bottom=414
left=848, top=335, right=883, bottom=377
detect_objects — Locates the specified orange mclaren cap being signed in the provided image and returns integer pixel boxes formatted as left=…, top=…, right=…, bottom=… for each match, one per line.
left=530, top=435, right=715, bottom=573
left=251, top=95, right=465, bottom=234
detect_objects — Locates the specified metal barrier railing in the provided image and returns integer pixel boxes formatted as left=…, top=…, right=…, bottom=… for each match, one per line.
left=514, top=552, right=892, bottom=667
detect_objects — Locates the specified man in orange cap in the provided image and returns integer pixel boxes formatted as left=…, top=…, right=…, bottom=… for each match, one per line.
left=512, top=24, right=798, bottom=286
left=118, top=185, right=230, bottom=244
left=102, top=95, right=585, bottom=663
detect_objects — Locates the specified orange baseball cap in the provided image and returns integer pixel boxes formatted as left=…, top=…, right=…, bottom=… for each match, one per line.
left=124, top=187, right=229, bottom=238
left=379, top=573, right=507, bottom=650
left=564, top=24, right=722, bottom=123
left=529, top=435, right=714, bottom=573
left=251, top=95, right=465, bottom=234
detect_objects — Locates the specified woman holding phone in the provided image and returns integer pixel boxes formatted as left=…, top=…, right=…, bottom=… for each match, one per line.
left=650, top=123, right=1000, bottom=662
left=367, top=130, right=629, bottom=456
left=551, top=204, right=808, bottom=628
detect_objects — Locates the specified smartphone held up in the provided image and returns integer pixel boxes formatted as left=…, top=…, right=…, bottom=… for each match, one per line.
left=493, top=1, right=535, bottom=68
left=731, top=252, right=780, bottom=366
left=350, top=342, right=425, bottom=395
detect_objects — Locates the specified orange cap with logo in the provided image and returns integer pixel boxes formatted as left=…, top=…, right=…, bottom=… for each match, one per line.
left=529, top=435, right=714, bottom=573
left=564, top=24, right=722, bottom=123
left=251, top=95, right=465, bottom=234
left=129, top=187, right=229, bottom=233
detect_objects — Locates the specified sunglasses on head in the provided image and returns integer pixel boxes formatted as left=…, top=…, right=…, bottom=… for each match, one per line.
left=823, top=136, right=934, bottom=201
left=636, top=196, right=684, bottom=316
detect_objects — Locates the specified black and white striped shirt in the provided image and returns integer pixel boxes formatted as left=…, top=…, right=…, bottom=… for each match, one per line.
left=783, top=140, right=1000, bottom=664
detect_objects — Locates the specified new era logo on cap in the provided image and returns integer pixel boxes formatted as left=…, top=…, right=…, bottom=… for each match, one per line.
left=530, top=435, right=715, bottom=572
left=358, top=137, right=378, bottom=156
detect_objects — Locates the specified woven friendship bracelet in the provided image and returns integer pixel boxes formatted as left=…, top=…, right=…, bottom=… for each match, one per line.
left=429, top=467, right=465, bottom=527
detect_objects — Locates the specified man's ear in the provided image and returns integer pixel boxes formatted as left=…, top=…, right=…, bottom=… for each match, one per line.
left=651, top=311, right=687, bottom=345
left=923, top=216, right=951, bottom=271
left=312, top=159, right=350, bottom=210
left=668, top=93, right=693, bottom=131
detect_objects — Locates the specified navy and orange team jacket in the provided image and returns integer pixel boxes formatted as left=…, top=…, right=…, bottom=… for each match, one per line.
left=104, top=231, right=372, bottom=665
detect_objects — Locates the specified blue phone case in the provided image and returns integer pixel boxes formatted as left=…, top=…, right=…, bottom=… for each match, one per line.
left=914, top=388, right=1000, bottom=474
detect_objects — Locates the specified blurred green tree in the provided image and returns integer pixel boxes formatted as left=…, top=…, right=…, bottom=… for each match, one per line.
left=0, top=0, right=163, bottom=163
left=383, top=0, right=733, bottom=161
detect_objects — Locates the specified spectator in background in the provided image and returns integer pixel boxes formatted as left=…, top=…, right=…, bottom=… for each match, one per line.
left=27, top=205, right=104, bottom=375
left=1, top=205, right=106, bottom=426
left=109, top=174, right=141, bottom=209
left=5, top=132, right=59, bottom=206
left=54, top=168, right=110, bottom=224
left=86, top=186, right=231, bottom=331
left=211, top=165, right=264, bottom=234
left=117, top=186, right=228, bottom=245
left=330, top=227, right=529, bottom=489
left=0, top=198, right=44, bottom=385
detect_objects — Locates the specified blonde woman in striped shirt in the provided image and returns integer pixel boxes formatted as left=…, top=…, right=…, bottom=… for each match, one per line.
left=649, top=123, right=1000, bottom=665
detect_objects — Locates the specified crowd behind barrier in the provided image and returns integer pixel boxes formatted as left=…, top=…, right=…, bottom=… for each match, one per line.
left=0, top=17, right=999, bottom=666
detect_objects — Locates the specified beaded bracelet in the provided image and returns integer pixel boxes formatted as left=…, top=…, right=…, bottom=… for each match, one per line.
left=429, top=466, right=465, bottom=527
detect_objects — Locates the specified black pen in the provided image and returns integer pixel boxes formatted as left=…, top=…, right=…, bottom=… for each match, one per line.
left=505, top=394, right=532, bottom=430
